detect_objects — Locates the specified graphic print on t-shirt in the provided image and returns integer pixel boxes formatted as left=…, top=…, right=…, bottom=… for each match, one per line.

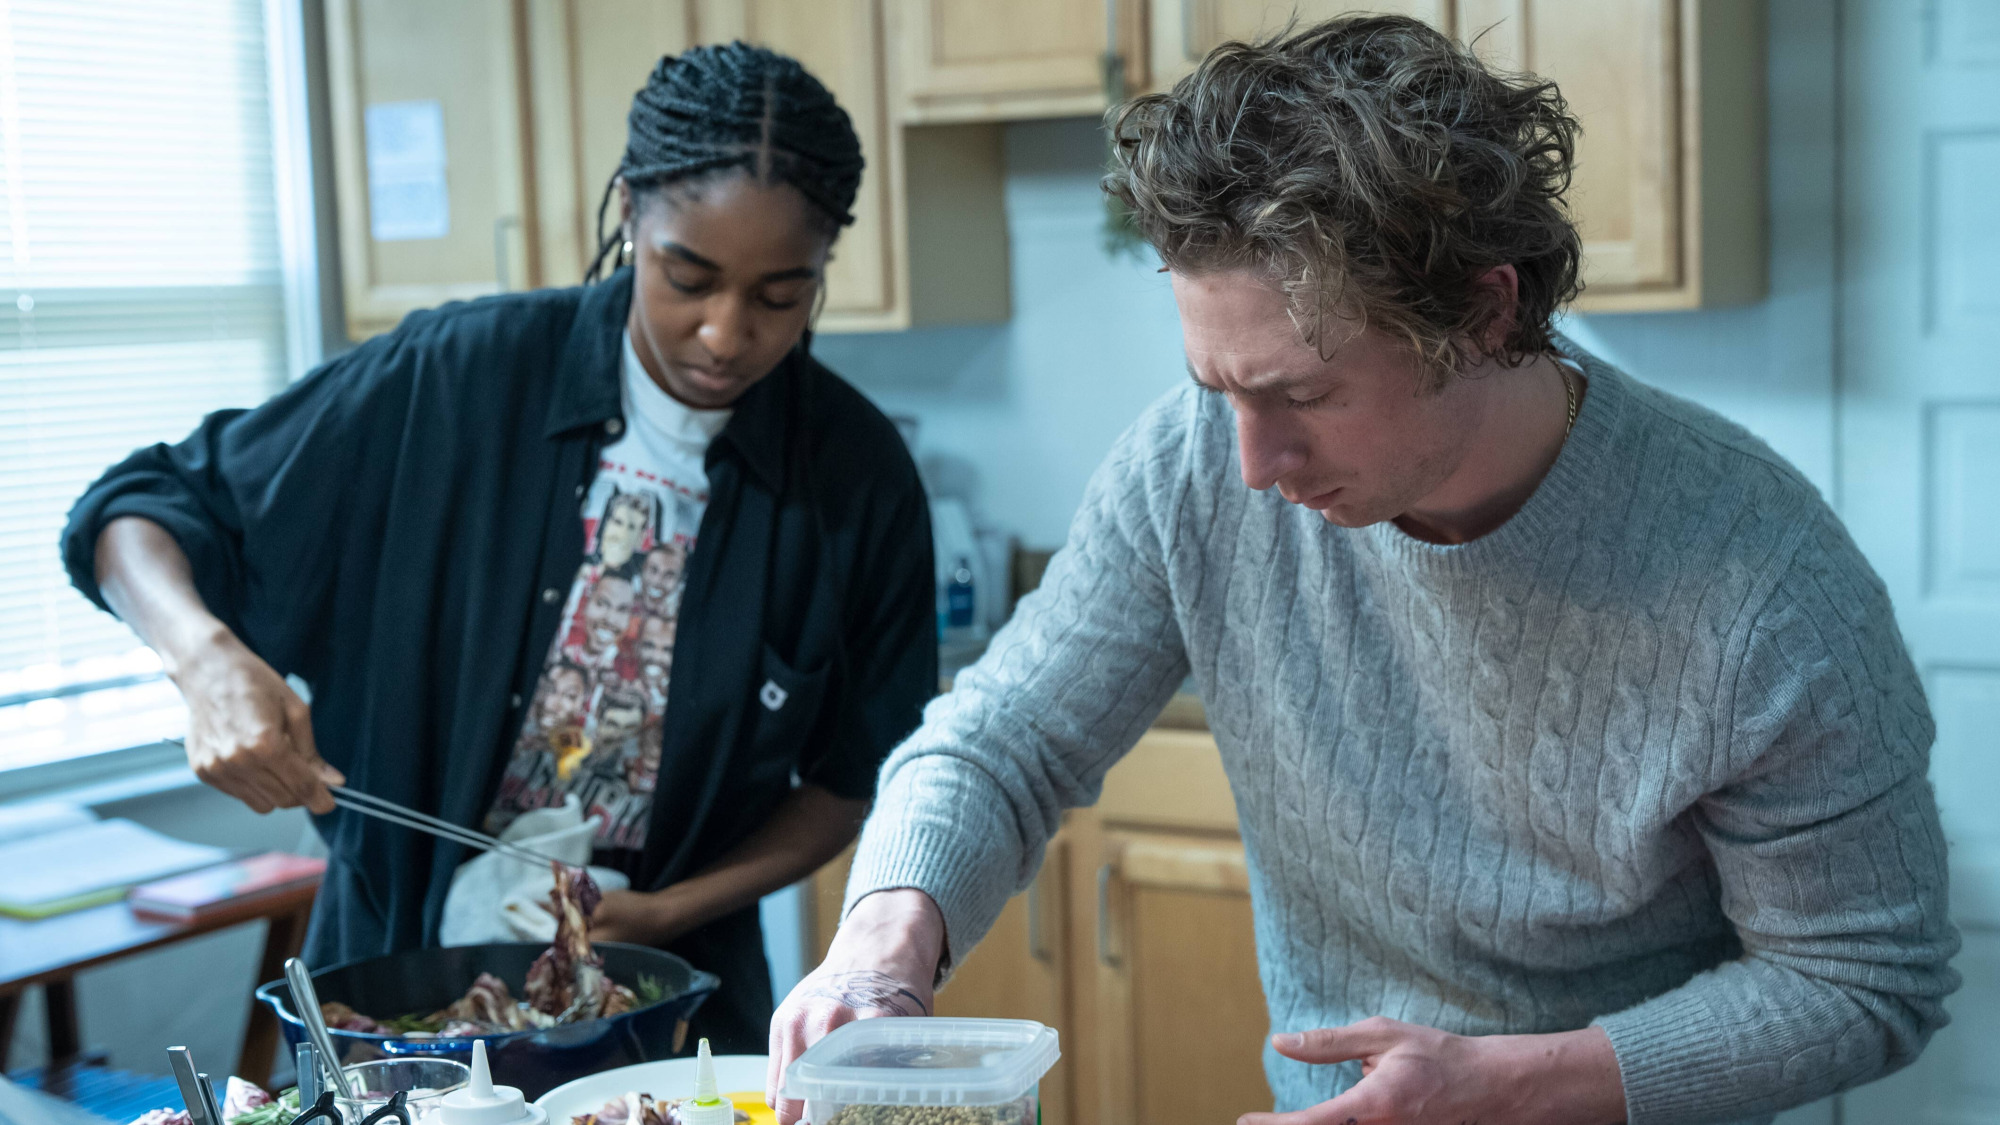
left=487, top=462, right=704, bottom=852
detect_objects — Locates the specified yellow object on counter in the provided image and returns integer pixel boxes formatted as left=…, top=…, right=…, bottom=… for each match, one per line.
left=723, top=1093, right=776, bottom=1125
left=724, top=1088, right=776, bottom=1112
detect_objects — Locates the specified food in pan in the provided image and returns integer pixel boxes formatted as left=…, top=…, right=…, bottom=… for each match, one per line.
left=320, top=863, right=642, bottom=1035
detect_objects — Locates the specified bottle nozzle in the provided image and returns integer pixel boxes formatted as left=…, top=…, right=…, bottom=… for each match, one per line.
left=696, top=1039, right=718, bottom=1101
left=438, top=1037, right=545, bottom=1125
left=679, top=1039, right=734, bottom=1125
left=471, top=1040, right=494, bottom=1098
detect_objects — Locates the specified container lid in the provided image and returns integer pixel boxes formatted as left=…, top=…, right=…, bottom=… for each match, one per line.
left=782, top=1018, right=1059, bottom=1107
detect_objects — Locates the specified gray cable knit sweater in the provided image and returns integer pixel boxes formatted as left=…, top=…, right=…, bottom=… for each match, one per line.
left=845, top=342, right=1960, bottom=1125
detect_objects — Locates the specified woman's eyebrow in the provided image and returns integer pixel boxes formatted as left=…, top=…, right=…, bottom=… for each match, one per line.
left=660, top=241, right=721, bottom=269
left=659, top=241, right=815, bottom=283
left=760, top=266, right=817, bottom=283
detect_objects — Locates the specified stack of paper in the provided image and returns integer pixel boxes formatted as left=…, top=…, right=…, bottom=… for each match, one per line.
left=0, top=801, right=96, bottom=847
left=0, top=819, right=229, bottom=919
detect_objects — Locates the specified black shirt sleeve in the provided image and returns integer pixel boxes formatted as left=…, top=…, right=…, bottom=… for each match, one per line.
left=801, top=461, right=937, bottom=802
left=60, top=331, right=414, bottom=676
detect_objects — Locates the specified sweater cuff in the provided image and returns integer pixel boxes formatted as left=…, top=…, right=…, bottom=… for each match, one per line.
left=841, top=772, right=1024, bottom=984
left=1595, top=986, right=1774, bottom=1125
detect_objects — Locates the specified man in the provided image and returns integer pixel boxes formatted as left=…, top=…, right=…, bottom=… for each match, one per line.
left=769, top=16, right=1958, bottom=1125
left=569, top=572, right=637, bottom=671
left=638, top=614, right=677, bottom=710
left=640, top=542, right=689, bottom=617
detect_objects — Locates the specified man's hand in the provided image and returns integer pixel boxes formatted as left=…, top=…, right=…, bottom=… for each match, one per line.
left=767, top=888, right=946, bottom=1125
left=174, top=631, right=341, bottom=815
left=1237, top=1018, right=1626, bottom=1125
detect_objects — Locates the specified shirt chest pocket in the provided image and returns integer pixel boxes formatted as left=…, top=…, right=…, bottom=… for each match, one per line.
left=744, top=642, right=831, bottom=778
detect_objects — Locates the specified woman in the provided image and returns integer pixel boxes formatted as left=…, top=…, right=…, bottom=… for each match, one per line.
left=60, top=43, right=935, bottom=1052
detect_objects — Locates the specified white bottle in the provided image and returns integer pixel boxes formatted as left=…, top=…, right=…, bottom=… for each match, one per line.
left=437, top=1041, right=548, bottom=1125
left=675, top=1040, right=735, bottom=1125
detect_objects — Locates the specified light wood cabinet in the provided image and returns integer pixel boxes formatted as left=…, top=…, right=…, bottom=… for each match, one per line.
left=1089, top=829, right=1266, bottom=1125
left=887, top=0, right=1147, bottom=123
left=803, top=724, right=1269, bottom=1125
left=1462, top=0, right=1767, bottom=311
left=1147, top=0, right=1450, bottom=91
left=323, top=0, right=541, bottom=338
left=324, top=0, right=1760, bottom=340
left=1139, top=0, right=1763, bottom=310
left=330, top=0, right=1007, bottom=339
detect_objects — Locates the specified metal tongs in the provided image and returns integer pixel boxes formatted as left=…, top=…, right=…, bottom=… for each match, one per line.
left=329, top=785, right=566, bottom=870
left=161, top=736, right=563, bottom=871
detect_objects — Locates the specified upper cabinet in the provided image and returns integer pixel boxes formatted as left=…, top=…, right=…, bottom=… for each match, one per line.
left=882, top=0, right=1764, bottom=311
left=887, top=0, right=1147, bottom=122
left=1459, top=0, right=1767, bottom=311
left=529, top=0, right=949, bottom=329
left=322, top=0, right=1761, bottom=341
left=323, top=0, right=541, bottom=339
left=1148, top=0, right=1450, bottom=91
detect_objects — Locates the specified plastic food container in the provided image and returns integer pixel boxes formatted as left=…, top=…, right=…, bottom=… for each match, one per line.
left=782, top=1017, right=1059, bottom=1125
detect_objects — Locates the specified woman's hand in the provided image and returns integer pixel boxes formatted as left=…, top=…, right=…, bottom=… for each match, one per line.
left=173, top=630, right=341, bottom=815
left=767, top=888, right=945, bottom=1125
left=1237, top=1018, right=1626, bottom=1125
left=587, top=888, right=695, bottom=946
left=94, top=516, right=341, bottom=816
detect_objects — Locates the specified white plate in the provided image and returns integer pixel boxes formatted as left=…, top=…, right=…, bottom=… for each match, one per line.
left=535, top=1055, right=772, bottom=1123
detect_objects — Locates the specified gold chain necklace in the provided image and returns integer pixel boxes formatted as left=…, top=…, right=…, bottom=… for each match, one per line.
left=1561, top=365, right=1578, bottom=435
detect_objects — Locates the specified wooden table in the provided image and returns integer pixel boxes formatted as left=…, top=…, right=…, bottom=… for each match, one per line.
left=0, top=882, right=318, bottom=1087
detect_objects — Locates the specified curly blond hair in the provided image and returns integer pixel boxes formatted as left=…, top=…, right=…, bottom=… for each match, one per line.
left=1104, top=14, right=1582, bottom=388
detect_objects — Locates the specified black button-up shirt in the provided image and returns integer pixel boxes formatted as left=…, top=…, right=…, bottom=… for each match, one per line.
left=61, top=269, right=935, bottom=1044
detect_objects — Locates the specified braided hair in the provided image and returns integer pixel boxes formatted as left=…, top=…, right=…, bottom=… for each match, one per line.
left=585, top=42, right=866, bottom=283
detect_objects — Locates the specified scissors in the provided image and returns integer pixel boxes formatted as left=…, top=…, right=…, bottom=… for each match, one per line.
left=288, top=1089, right=411, bottom=1125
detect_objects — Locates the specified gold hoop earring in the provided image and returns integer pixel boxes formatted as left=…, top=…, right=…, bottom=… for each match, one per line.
left=621, top=239, right=633, bottom=260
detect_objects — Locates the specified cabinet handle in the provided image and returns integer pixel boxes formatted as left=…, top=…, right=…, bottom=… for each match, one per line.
left=1096, top=862, right=1120, bottom=967
left=1027, top=872, right=1050, bottom=963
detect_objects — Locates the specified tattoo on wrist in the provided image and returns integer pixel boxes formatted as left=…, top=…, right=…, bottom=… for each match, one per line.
left=805, top=970, right=930, bottom=1016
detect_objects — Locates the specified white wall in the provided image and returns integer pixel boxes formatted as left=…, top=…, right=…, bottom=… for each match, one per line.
left=813, top=120, right=1188, bottom=549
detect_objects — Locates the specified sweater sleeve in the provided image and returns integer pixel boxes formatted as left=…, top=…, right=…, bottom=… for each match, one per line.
left=842, top=389, right=1197, bottom=971
left=1593, top=516, right=1961, bottom=1125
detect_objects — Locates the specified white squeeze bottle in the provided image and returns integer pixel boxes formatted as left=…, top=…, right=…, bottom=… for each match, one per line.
left=438, top=1040, right=548, bottom=1125
left=676, top=1039, right=736, bottom=1125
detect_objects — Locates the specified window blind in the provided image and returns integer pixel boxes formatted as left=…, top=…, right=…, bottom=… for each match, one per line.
left=0, top=0, right=291, bottom=768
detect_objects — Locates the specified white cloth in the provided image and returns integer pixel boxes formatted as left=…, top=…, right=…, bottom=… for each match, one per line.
left=440, top=795, right=630, bottom=945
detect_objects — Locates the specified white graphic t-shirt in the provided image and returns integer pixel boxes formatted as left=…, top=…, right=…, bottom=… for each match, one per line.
left=486, top=336, right=731, bottom=853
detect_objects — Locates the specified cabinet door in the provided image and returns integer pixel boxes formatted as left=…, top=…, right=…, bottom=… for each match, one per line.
left=931, top=838, right=1072, bottom=1125
left=324, top=0, right=538, bottom=338
left=1459, top=0, right=1682, bottom=292
left=524, top=0, right=694, bottom=287
left=694, top=0, right=899, bottom=320
left=1147, top=0, right=1451, bottom=92
left=888, top=0, right=1144, bottom=123
left=1089, top=829, right=1271, bottom=1125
